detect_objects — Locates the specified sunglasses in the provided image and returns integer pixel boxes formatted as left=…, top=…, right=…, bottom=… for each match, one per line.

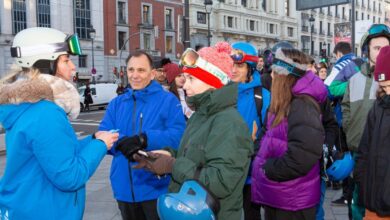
left=11, top=34, right=82, bottom=58
left=368, top=24, right=390, bottom=36
left=180, top=48, right=229, bottom=85
left=230, top=49, right=258, bottom=63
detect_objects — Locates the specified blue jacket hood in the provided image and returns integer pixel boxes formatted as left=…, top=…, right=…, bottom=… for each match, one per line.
left=0, top=104, right=31, bottom=130
left=238, top=71, right=261, bottom=91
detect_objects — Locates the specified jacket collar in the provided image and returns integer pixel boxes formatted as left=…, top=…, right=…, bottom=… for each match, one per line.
left=122, top=80, right=164, bottom=103
left=336, top=53, right=355, bottom=64
left=238, top=71, right=261, bottom=91
left=187, top=83, right=238, bottom=116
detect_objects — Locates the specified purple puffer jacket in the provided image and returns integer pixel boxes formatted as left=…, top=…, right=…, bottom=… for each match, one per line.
left=251, top=71, right=327, bottom=211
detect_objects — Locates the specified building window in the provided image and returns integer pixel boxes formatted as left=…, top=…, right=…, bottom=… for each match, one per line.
left=143, top=33, right=151, bottom=50
left=379, top=17, right=381, bottom=23
left=79, top=55, right=87, bottom=68
left=12, top=0, right=27, bottom=34
left=367, top=14, right=370, bottom=20
left=249, top=20, right=255, bottom=31
left=166, top=36, right=173, bottom=54
left=74, top=0, right=91, bottom=39
left=373, top=16, right=376, bottom=23
left=37, top=0, right=51, bottom=27
left=118, top=31, right=126, bottom=50
left=242, top=0, right=247, bottom=7
left=320, top=21, right=323, bottom=33
left=285, top=0, right=290, bottom=17
left=227, top=16, right=233, bottom=28
left=287, top=27, right=293, bottom=37
left=142, top=4, right=151, bottom=24
left=327, top=22, right=331, bottom=34
left=269, top=23, right=275, bottom=34
left=335, top=5, right=338, bottom=16
left=262, top=0, right=266, bottom=11
left=118, top=1, right=126, bottom=24
left=361, top=12, right=364, bottom=20
left=197, top=12, right=206, bottom=24
left=165, top=8, right=173, bottom=29
left=356, top=11, right=358, bottom=20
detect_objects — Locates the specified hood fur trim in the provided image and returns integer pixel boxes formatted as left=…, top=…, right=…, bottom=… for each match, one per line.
left=0, top=69, right=80, bottom=120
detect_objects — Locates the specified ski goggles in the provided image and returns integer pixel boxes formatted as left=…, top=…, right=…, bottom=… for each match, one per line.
left=230, top=49, right=258, bottom=64
left=367, top=24, right=390, bottom=36
left=180, top=48, right=230, bottom=87
left=11, top=34, right=82, bottom=58
left=272, top=58, right=306, bottom=77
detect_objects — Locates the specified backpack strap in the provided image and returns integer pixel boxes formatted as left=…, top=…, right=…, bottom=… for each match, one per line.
left=254, top=86, right=263, bottom=127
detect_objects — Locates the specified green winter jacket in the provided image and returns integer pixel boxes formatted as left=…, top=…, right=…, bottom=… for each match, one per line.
left=168, top=83, right=253, bottom=220
left=341, top=62, right=378, bottom=152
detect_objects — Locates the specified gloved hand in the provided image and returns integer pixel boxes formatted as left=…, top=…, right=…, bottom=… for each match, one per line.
left=135, top=152, right=175, bottom=175
left=116, top=133, right=147, bottom=161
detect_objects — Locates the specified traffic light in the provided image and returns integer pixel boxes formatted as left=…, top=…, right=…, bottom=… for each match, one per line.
left=320, top=49, right=327, bottom=58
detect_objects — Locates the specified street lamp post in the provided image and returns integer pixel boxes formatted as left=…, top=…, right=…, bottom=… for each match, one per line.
left=309, top=15, right=315, bottom=56
left=204, top=0, right=213, bottom=46
left=89, top=26, right=96, bottom=84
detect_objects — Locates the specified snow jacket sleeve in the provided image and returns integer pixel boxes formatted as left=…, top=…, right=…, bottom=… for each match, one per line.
left=263, top=98, right=324, bottom=182
left=99, top=99, right=119, bottom=155
left=171, top=116, right=253, bottom=199
left=354, top=103, right=376, bottom=189
left=31, top=107, right=107, bottom=192
left=144, top=97, right=186, bottom=151
left=321, top=98, right=339, bottom=148
left=341, top=82, right=351, bottom=134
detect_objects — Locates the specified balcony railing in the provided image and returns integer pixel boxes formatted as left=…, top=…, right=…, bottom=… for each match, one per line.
left=327, top=12, right=333, bottom=16
left=301, top=25, right=309, bottom=32
left=320, top=30, right=326, bottom=35
left=320, top=9, right=325, bottom=15
left=335, top=14, right=340, bottom=18
left=328, top=32, right=333, bottom=37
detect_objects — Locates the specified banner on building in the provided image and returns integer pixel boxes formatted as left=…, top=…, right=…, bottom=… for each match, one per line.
left=334, top=22, right=352, bottom=44
left=296, top=0, right=350, bottom=11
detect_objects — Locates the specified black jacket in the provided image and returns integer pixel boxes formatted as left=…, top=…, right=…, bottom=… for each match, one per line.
left=354, top=99, right=390, bottom=216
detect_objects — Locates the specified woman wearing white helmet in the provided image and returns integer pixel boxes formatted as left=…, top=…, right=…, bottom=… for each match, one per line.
left=0, top=27, right=119, bottom=219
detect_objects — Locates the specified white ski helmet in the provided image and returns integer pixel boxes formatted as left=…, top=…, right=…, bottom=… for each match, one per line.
left=11, top=27, right=82, bottom=68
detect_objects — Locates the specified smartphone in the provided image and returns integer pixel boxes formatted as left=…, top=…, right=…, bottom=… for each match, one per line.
left=137, top=150, right=157, bottom=162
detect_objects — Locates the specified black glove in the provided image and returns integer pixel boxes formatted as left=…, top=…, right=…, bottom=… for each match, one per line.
left=116, top=133, right=147, bottom=161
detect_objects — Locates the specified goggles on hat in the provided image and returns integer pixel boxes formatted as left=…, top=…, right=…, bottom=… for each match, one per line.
left=230, top=49, right=258, bottom=64
left=11, top=34, right=82, bottom=58
left=180, top=48, right=229, bottom=85
left=272, top=58, right=306, bottom=77
left=368, top=24, right=390, bottom=36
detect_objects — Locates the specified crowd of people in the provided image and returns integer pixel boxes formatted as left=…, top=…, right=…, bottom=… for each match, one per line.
left=1, top=23, right=390, bottom=220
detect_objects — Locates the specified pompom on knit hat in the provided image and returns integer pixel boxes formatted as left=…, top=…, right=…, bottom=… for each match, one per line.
left=271, top=48, right=308, bottom=78
left=182, top=42, right=233, bottom=89
left=374, top=45, right=390, bottom=82
left=164, top=63, right=181, bottom=84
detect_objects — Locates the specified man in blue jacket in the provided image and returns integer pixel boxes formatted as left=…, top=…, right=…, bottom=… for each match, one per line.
left=99, top=51, right=186, bottom=220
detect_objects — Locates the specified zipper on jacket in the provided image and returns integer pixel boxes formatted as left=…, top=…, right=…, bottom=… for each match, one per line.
left=128, top=94, right=136, bottom=202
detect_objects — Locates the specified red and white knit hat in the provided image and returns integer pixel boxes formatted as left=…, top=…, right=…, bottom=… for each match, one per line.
left=182, top=42, right=233, bottom=89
